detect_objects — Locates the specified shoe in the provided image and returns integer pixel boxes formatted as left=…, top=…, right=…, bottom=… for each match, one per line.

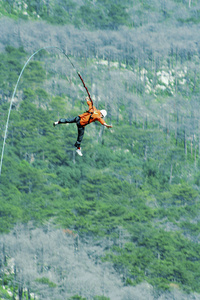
left=76, top=147, right=83, bottom=156
left=53, top=121, right=58, bottom=127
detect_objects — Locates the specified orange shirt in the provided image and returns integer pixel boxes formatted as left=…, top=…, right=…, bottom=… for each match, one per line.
left=79, top=100, right=106, bottom=127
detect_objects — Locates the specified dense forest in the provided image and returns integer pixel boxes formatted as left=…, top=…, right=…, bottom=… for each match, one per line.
left=1, top=0, right=200, bottom=299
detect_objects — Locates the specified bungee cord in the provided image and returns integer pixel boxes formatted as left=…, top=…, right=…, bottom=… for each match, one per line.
left=0, top=46, right=92, bottom=176
left=61, top=49, right=93, bottom=106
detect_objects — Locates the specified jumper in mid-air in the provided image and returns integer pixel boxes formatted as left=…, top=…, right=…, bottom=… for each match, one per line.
left=53, top=97, right=112, bottom=156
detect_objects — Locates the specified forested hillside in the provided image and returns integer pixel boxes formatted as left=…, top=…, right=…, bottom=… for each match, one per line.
left=1, top=0, right=200, bottom=299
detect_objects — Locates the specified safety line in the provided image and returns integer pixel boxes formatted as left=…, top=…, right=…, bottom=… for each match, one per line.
left=0, top=46, right=91, bottom=176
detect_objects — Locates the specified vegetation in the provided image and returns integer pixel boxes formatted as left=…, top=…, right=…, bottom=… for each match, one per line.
left=1, top=0, right=200, bottom=299
left=0, top=0, right=200, bottom=29
left=0, top=0, right=131, bottom=28
left=1, top=43, right=200, bottom=299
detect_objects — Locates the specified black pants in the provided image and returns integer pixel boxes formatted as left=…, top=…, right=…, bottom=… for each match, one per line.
left=59, top=116, right=85, bottom=148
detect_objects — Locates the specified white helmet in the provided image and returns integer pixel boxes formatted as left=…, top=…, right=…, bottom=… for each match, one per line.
left=100, top=109, right=107, bottom=118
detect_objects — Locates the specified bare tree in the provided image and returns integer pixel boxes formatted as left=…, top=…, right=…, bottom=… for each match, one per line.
left=1, top=224, right=200, bottom=299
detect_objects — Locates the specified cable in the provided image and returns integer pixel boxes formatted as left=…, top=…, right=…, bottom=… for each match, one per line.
left=0, top=46, right=92, bottom=176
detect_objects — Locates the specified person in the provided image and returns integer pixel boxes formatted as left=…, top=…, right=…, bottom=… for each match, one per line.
left=53, top=97, right=112, bottom=156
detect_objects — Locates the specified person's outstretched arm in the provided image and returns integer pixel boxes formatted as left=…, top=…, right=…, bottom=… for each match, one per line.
left=103, top=123, right=112, bottom=128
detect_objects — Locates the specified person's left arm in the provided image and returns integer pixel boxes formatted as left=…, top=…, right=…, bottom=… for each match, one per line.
left=99, top=118, right=112, bottom=128
left=85, top=96, right=93, bottom=110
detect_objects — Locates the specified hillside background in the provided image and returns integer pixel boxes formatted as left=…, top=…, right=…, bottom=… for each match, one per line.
left=1, top=0, right=200, bottom=299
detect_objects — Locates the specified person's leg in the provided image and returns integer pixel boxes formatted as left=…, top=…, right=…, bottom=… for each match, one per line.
left=53, top=116, right=79, bottom=126
left=59, top=116, right=78, bottom=124
left=74, top=125, right=85, bottom=148
left=53, top=116, right=84, bottom=156
left=74, top=125, right=85, bottom=156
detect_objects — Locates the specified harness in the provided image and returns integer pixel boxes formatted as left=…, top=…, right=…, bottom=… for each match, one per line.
left=86, top=109, right=94, bottom=124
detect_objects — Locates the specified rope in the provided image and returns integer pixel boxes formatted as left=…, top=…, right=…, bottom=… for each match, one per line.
left=0, top=46, right=92, bottom=176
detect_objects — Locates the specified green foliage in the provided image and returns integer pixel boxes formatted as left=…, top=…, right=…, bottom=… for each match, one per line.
left=107, top=3, right=129, bottom=29
left=1, top=46, right=200, bottom=296
left=0, top=46, right=25, bottom=98
left=35, top=277, right=57, bottom=288
left=0, top=286, right=12, bottom=299
left=0, top=0, right=199, bottom=31
left=104, top=226, right=200, bottom=291
left=22, top=61, right=46, bottom=85
left=170, top=184, right=198, bottom=206
left=69, top=295, right=87, bottom=300
left=0, top=0, right=130, bottom=29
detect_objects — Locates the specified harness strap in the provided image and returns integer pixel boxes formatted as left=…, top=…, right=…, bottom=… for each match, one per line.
left=88, top=114, right=93, bottom=124
left=87, top=111, right=93, bottom=124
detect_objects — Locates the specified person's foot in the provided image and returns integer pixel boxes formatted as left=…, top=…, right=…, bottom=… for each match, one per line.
left=53, top=121, right=59, bottom=127
left=76, top=147, right=83, bottom=156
